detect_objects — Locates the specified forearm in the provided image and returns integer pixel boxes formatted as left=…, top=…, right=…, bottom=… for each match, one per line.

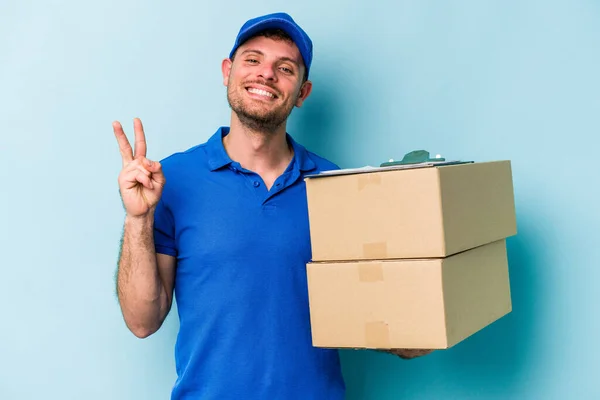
left=117, top=213, right=169, bottom=338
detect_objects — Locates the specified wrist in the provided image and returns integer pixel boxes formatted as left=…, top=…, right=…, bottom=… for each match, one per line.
left=125, top=211, right=155, bottom=226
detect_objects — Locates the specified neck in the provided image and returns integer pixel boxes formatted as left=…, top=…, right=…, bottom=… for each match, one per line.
left=223, top=112, right=293, bottom=176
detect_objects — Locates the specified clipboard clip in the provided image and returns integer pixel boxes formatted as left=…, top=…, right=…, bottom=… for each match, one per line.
left=380, top=150, right=445, bottom=167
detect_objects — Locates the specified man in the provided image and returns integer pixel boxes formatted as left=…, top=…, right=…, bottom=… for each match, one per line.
left=113, top=12, right=431, bottom=400
left=113, top=12, right=345, bottom=400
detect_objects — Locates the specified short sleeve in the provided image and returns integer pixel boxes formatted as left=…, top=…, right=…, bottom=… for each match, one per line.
left=153, top=196, right=177, bottom=257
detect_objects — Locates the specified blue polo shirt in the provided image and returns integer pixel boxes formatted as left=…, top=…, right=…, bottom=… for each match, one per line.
left=152, top=127, right=346, bottom=400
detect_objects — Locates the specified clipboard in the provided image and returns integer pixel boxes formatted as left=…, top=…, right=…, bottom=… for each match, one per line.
left=306, top=150, right=474, bottom=179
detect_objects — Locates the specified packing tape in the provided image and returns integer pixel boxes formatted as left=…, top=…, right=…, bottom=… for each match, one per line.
left=365, top=321, right=391, bottom=348
left=357, top=173, right=381, bottom=191
left=363, top=242, right=388, bottom=258
left=358, top=262, right=384, bottom=282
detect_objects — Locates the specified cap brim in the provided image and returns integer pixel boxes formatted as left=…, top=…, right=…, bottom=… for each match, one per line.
left=229, top=18, right=311, bottom=70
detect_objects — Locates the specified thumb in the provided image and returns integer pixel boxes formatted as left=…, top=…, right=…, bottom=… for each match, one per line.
left=142, top=157, right=159, bottom=171
left=145, top=159, right=165, bottom=184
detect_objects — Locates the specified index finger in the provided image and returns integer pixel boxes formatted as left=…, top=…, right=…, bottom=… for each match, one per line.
left=113, top=121, right=133, bottom=166
left=133, top=118, right=147, bottom=159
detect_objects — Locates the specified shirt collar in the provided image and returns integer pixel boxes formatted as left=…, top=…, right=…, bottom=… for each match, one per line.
left=206, top=127, right=233, bottom=171
left=287, top=133, right=317, bottom=172
left=206, top=126, right=316, bottom=173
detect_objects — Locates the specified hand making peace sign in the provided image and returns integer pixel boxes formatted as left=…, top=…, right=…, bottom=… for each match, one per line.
left=113, top=118, right=166, bottom=218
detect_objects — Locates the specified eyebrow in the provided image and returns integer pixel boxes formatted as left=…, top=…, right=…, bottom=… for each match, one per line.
left=240, top=49, right=300, bottom=67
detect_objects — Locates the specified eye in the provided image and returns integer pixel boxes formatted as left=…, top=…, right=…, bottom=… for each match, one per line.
left=246, top=58, right=258, bottom=64
left=279, top=66, right=293, bottom=74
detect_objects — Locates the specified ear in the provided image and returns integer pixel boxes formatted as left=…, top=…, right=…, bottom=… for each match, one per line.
left=222, top=58, right=233, bottom=86
left=295, top=80, right=313, bottom=108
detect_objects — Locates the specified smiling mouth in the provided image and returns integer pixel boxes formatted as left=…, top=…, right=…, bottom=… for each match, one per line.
left=246, top=87, right=278, bottom=99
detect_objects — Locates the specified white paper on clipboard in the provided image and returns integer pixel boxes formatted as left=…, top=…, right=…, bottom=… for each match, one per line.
left=305, top=161, right=474, bottom=179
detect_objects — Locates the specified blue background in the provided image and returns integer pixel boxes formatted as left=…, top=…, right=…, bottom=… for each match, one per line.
left=1, top=1, right=598, bottom=399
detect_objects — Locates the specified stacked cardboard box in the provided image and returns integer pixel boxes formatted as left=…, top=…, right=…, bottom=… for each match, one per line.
left=304, top=160, right=517, bottom=350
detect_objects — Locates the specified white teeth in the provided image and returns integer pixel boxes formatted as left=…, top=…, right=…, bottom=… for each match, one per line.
left=247, top=88, right=274, bottom=98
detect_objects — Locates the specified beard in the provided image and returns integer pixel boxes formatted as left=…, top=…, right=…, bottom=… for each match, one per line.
left=227, top=79, right=297, bottom=133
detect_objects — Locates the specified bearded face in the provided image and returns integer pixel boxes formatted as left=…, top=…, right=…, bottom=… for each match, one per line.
left=222, top=36, right=310, bottom=133
left=226, top=76, right=299, bottom=133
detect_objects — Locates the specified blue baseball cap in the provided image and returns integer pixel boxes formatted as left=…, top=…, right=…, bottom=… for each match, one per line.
left=229, top=12, right=313, bottom=78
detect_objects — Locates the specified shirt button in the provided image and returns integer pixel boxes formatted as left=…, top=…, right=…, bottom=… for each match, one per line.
left=253, top=181, right=260, bottom=187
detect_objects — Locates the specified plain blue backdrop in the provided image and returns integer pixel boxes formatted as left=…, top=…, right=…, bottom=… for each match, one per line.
left=1, top=1, right=599, bottom=399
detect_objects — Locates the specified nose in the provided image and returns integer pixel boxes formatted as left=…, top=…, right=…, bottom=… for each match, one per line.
left=257, top=62, right=277, bottom=81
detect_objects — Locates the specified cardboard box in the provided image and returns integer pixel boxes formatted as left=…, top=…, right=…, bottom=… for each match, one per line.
left=306, top=239, right=512, bottom=350
left=305, top=161, right=517, bottom=261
